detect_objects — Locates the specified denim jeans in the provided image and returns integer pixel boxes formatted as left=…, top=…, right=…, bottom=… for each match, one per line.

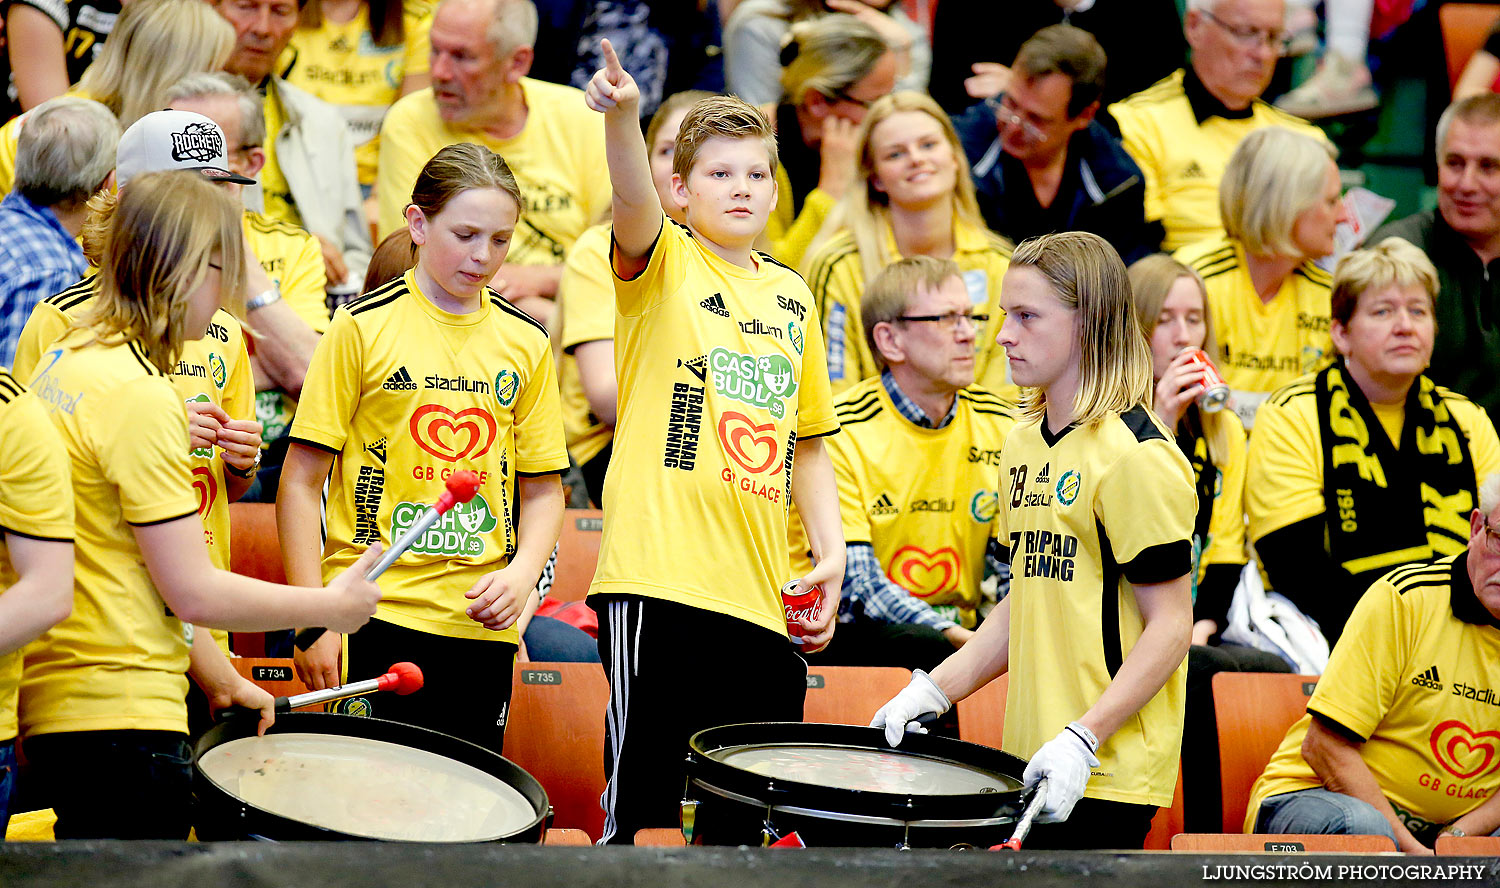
left=1255, top=787, right=1398, bottom=841
left=0, top=738, right=15, bottom=836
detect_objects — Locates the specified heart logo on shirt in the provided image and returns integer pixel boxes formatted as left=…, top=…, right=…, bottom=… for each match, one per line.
left=192, top=466, right=217, bottom=518
left=717, top=411, right=783, bottom=475
left=886, top=546, right=962, bottom=597
left=1430, top=719, right=1500, bottom=780
left=409, top=404, right=498, bottom=462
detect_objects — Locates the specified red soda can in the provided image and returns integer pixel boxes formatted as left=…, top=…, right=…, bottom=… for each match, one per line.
left=1185, top=348, right=1230, bottom=413
left=782, top=580, right=822, bottom=644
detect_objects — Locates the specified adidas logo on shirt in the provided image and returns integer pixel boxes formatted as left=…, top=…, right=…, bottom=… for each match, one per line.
left=1411, top=665, right=1443, bottom=691
left=700, top=293, right=730, bottom=317
left=1182, top=161, right=1205, bottom=179
left=1035, top=463, right=1050, bottom=485
left=383, top=366, right=417, bottom=391
left=870, top=493, right=899, bottom=516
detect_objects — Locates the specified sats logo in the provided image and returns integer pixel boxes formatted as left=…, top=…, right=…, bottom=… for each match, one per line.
left=886, top=546, right=962, bottom=597
left=718, top=411, right=783, bottom=475
left=1430, top=720, right=1500, bottom=780
left=409, top=404, right=497, bottom=461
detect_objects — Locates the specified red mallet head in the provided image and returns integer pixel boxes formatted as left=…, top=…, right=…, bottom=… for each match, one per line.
left=375, top=661, right=424, bottom=695
left=434, top=470, right=482, bottom=513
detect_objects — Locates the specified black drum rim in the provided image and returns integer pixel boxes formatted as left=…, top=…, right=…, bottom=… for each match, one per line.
left=686, top=722, right=1028, bottom=825
left=193, top=711, right=548, bottom=843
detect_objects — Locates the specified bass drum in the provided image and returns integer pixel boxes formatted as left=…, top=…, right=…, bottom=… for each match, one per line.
left=194, top=712, right=547, bottom=843
left=685, top=722, right=1028, bottom=849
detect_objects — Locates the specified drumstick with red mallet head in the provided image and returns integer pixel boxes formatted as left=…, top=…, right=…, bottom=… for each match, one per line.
left=216, top=662, right=424, bottom=725
left=293, top=471, right=484, bottom=652
left=991, top=776, right=1047, bottom=851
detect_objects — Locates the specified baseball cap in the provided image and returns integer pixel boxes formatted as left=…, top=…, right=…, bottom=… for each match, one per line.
left=116, top=109, right=257, bottom=189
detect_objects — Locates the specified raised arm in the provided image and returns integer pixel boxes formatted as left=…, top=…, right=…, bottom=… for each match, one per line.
left=583, top=39, right=660, bottom=265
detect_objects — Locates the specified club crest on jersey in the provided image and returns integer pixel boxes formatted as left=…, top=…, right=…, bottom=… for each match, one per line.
left=209, top=352, right=226, bottom=389
left=1056, top=470, right=1081, bottom=506
left=709, top=348, right=797, bottom=418
left=494, top=369, right=520, bottom=407
left=788, top=321, right=804, bottom=355
left=970, top=489, right=999, bottom=522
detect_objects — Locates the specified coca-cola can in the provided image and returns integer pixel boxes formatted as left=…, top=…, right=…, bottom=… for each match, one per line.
left=1185, top=348, right=1230, bottom=413
left=782, top=580, right=822, bottom=644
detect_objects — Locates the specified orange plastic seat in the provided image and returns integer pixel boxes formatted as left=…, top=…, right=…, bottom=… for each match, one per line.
left=503, top=661, right=609, bottom=841
left=803, top=665, right=911, bottom=725
left=1442, top=4, right=1500, bottom=91
left=1171, top=833, right=1396, bottom=852
left=956, top=674, right=1008, bottom=749
left=635, top=827, right=688, bottom=846
left=1436, top=834, right=1500, bottom=855
left=1213, top=672, right=1320, bottom=833
left=551, top=509, right=603, bottom=603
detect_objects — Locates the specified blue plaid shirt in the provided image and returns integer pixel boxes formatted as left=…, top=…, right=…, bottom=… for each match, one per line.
left=0, top=191, right=86, bottom=369
left=840, top=372, right=1009, bottom=632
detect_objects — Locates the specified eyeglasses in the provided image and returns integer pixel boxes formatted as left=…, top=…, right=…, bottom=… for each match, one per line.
left=1483, top=517, right=1500, bottom=554
left=207, top=262, right=223, bottom=271
left=828, top=88, right=874, bottom=109
left=985, top=94, right=1048, bottom=144
left=896, top=311, right=989, bottom=332
left=1200, top=8, right=1291, bottom=55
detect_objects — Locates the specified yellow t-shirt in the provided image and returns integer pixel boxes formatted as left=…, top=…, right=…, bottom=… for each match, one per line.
left=557, top=223, right=615, bottom=467
left=1246, top=376, right=1500, bottom=565
left=281, top=0, right=433, bottom=186
left=0, top=369, right=74, bottom=742
left=13, top=277, right=256, bottom=655
left=289, top=270, right=568, bottom=643
left=1108, top=69, right=1330, bottom=251
left=1245, top=556, right=1500, bottom=833
left=805, top=221, right=1015, bottom=398
left=790, top=377, right=1015, bottom=628
left=375, top=80, right=611, bottom=267
left=591, top=216, right=840, bottom=636
left=244, top=209, right=330, bottom=449
left=995, top=405, right=1196, bottom=806
left=1179, top=410, right=1248, bottom=579
left=1176, top=236, right=1333, bottom=427
left=20, top=334, right=200, bottom=736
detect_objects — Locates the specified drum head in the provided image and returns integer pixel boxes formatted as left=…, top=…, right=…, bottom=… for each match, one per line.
left=688, top=722, right=1027, bottom=826
left=194, top=713, right=547, bottom=843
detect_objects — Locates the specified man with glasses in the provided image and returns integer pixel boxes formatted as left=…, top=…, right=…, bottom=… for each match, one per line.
left=788, top=256, right=1015, bottom=671
left=953, top=24, right=1154, bottom=265
left=1108, top=0, right=1328, bottom=251
left=1245, top=470, right=1500, bottom=851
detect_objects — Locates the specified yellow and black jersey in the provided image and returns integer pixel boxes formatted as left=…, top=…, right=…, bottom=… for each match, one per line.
left=557, top=223, right=614, bottom=468
left=21, top=332, right=199, bottom=736
left=805, top=221, right=1015, bottom=398
left=1108, top=68, right=1330, bottom=251
left=1247, top=555, right=1500, bottom=832
left=280, top=0, right=433, bottom=186
left=290, top=269, right=568, bottom=644
left=592, top=215, right=839, bottom=637
left=0, top=0, right=118, bottom=124
left=789, top=376, right=1014, bottom=627
left=13, top=277, right=254, bottom=585
left=995, top=405, right=1195, bottom=806
left=376, top=79, right=609, bottom=260
left=0, top=369, right=73, bottom=742
left=1176, top=236, right=1333, bottom=427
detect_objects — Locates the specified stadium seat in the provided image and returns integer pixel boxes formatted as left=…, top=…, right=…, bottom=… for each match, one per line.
left=1441, top=4, right=1500, bottom=91
left=1214, top=672, right=1320, bottom=833
left=1436, top=834, right=1500, bottom=855
left=635, top=827, right=688, bottom=846
left=551, top=509, right=603, bottom=603
left=956, top=674, right=1009, bottom=748
left=1144, top=766, right=1186, bottom=851
left=803, top=665, right=911, bottom=725
left=227, top=502, right=287, bottom=657
left=231, top=657, right=313, bottom=702
left=545, top=827, right=594, bottom=846
left=503, top=661, right=608, bottom=841
left=1171, top=833, right=1397, bottom=852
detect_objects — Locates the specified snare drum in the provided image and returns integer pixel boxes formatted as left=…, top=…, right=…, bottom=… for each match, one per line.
left=684, top=722, right=1027, bottom=849
left=194, top=712, right=547, bottom=843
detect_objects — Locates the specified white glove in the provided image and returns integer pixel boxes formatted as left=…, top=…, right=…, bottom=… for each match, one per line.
left=869, top=669, right=951, bottom=747
left=1022, top=723, right=1100, bottom=823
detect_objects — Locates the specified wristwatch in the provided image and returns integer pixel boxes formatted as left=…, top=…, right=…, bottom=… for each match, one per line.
left=1441, top=826, right=1468, bottom=838
left=246, top=285, right=282, bottom=312
left=225, top=450, right=261, bottom=479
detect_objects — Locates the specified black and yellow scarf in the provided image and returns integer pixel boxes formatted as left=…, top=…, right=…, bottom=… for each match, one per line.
left=1316, top=360, right=1475, bottom=591
left=1176, top=409, right=1219, bottom=605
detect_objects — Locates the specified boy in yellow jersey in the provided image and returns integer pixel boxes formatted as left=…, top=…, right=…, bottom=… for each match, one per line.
left=376, top=0, right=609, bottom=317
left=559, top=90, right=709, bottom=505
left=282, top=143, right=567, bottom=754
left=789, top=257, right=1014, bottom=673
left=1246, top=480, right=1500, bottom=850
left=282, top=0, right=434, bottom=190
left=585, top=42, right=844, bottom=843
left=1248, top=239, right=1500, bottom=645
left=875, top=232, right=1195, bottom=850
left=0, top=369, right=74, bottom=833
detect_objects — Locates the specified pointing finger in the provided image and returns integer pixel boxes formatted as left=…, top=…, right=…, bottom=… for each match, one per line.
left=601, top=38, right=623, bottom=79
